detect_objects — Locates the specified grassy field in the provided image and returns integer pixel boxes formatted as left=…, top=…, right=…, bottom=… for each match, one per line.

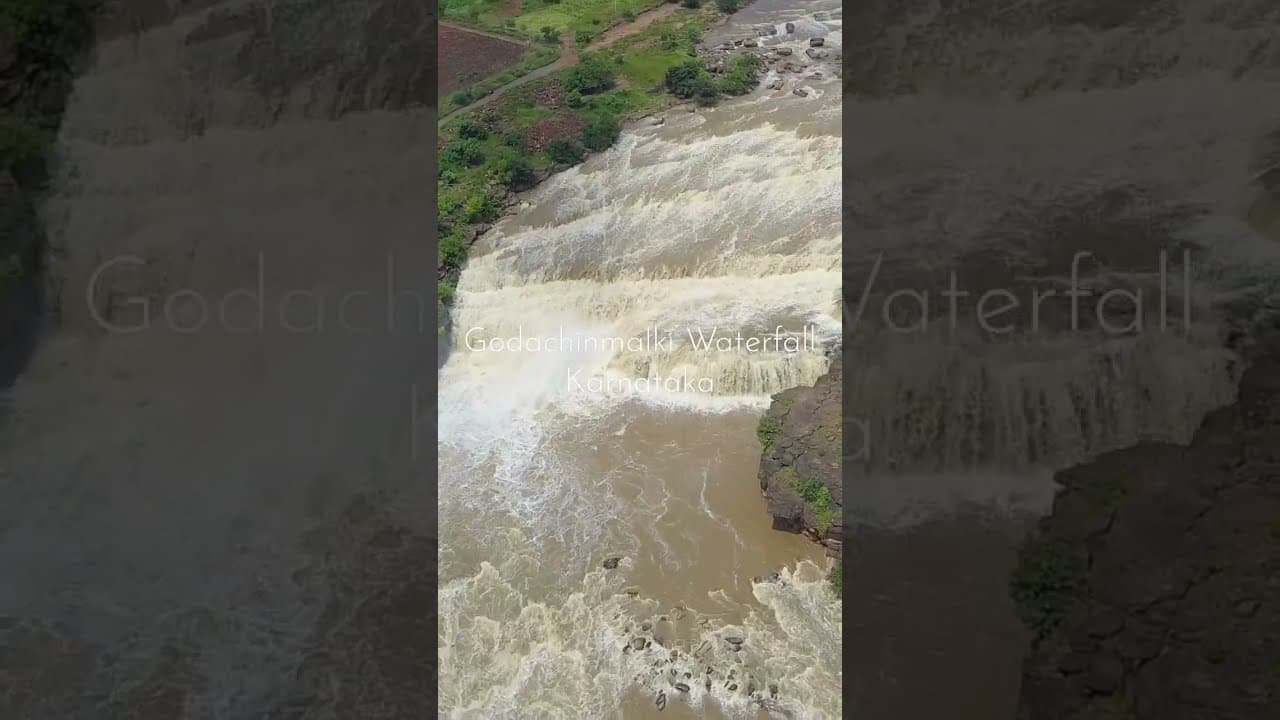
left=442, top=0, right=669, bottom=40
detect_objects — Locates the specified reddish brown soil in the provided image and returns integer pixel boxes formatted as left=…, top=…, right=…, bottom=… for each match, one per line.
left=438, top=24, right=528, bottom=98
left=524, top=112, right=585, bottom=152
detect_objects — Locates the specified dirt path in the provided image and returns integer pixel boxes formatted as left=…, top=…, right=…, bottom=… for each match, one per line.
left=439, top=3, right=681, bottom=127
left=438, top=20, right=530, bottom=45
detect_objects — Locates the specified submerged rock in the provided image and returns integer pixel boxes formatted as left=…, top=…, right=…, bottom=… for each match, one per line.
left=602, top=556, right=621, bottom=569
left=809, top=37, right=824, bottom=47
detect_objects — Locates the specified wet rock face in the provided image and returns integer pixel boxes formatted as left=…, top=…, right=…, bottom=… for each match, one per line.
left=96, top=0, right=433, bottom=133
left=757, top=357, right=843, bottom=554
left=1013, top=351, right=1280, bottom=719
left=843, top=0, right=1280, bottom=100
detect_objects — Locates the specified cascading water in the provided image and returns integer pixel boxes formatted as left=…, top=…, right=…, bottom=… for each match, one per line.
left=438, top=2, right=844, bottom=717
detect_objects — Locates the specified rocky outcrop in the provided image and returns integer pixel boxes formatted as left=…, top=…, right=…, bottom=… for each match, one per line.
left=0, top=1, right=95, bottom=390
left=1013, top=339, right=1280, bottom=719
left=757, top=356, right=843, bottom=556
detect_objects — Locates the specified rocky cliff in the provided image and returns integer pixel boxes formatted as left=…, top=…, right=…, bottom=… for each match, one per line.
left=0, top=1, right=94, bottom=389
left=1012, top=332, right=1280, bottom=719
left=757, top=356, right=843, bottom=558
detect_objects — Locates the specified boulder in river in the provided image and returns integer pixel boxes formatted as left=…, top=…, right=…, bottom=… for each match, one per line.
left=603, top=556, right=621, bottom=569
left=805, top=48, right=828, bottom=60
left=792, top=88, right=808, bottom=97
left=809, top=37, right=824, bottom=47
left=785, top=22, right=795, bottom=34
left=743, top=39, right=757, bottom=48
left=775, top=47, right=793, bottom=56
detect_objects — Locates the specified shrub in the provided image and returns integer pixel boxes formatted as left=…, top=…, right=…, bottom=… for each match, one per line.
left=717, top=54, right=759, bottom=95
left=622, top=9, right=636, bottom=21
left=440, top=138, right=485, bottom=169
left=680, top=0, right=701, bottom=8
left=439, top=232, right=468, bottom=267
left=575, top=29, right=593, bottom=46
left=545, top=137, right=584, bottom=165
left=438, top=280, right=456, bottom=306
left=566, top=56, right=615, bottom=95
left=455, top=119, right=488, bottom=140
left=664, top=60, right=708, bottom=98
left=1010, top=535, right=1091, bottom=644
left=461, top=191, right=502, bottom=224
left=580, top=114, right=620, bottom=152
left=501, top=129, right=525, bottom=149
left=449, top=90, right=472, bottom=107
left=540, top=26, right=560, bottom=44
left=715, top=0, right=738, bottom=11
left=498, top=155, right=536, bottom=189
left=693, top=75, right=720, bottom=105
left=828, top=565, right=842, bottom=598
left=757, top=416, right=781, bottom=449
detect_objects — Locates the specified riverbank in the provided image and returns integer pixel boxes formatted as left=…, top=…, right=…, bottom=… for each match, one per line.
left=0, top=0, right=95, bottom=390
left=436, top=1, right=760, bottom=345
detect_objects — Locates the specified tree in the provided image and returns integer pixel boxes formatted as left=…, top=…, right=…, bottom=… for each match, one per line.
left=440, top=139, right=485, bottom=169
left=565, top=56, right=615, bottom=95
left=455, top=119, right=488, bottom=140
left=580, top=115, right=620, bottom=152
left=540, top=25, right=560, bottom=44
left=664, top=60, right=710, bottom=98
left=498, top=155, right=536, bottom=189
left=680, top=0, right=701, bottom=8
left=545, top=137, right=584, bottom=165
left=715, top=0, right=738, bottom=11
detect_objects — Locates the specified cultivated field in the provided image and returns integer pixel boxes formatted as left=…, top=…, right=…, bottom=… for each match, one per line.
left=438, top=23, right=529, bottom=98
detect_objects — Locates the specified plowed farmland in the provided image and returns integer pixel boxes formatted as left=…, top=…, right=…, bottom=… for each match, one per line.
left=438, top=24, right=528, bottom=98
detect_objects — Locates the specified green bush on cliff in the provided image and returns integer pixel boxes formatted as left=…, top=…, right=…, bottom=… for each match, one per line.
left=828, top=564, right=842, bottom=598
left=439, top=232, right=469, bottom=267
left=715, top=0, right=739, bottom=12
left=757, top=415, right=781, bottom=449
left=791, top=476, right=836, bottom=533
left=1010, top=535, right=1091, bottom=644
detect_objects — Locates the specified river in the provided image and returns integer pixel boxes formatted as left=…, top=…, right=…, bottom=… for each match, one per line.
left=438, top=2, right=844, bottom=718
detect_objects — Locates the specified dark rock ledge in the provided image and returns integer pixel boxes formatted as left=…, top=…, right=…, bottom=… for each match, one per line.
left=1012, top=345, right=1280, bottom=719
left=756, top=356, right=843, bottom=558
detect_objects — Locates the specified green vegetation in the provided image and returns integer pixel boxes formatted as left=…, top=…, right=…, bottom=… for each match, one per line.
left=440, top=44, right=560, bottom=117
left=828, top=564, right=842, bottom=598
left=565, top=55, right=616, bottom=95
left=717, top=54, right=759, bottom=95
left=580, top=114, right=620, bottom=151
left=714, top=0, right=738, bottom=11
left=0, top=0, right=96, bottom=60
left=757, top=415, right=782, bottom=450
left=438, top=3, right=754, bottom=324
left=546, top=136, right=584, bottom=164
left=788, top=472, right=837, bottom=534
left=1010, top=534, right=1091, bottom=644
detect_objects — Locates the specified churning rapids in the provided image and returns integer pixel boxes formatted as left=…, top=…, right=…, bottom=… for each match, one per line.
left=438, top=2, right=843, bottom=718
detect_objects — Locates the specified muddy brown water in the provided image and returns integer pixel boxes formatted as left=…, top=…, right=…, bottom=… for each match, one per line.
left=439, top=2, right=844, bottom=717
